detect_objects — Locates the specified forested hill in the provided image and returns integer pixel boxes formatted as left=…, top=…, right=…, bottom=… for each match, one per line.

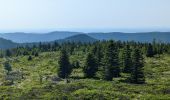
left=88, top=32, right=170, bottom=43
left=1, top=32, right=170, bottom=49
left=0, top=31, right=80, bottom=43
left=0, top=34, right=97, bottom=49
left=56, top=34, right=97, bottom=43
left=1, top=31, right=170, bottom=43
left=0, top=38, right=18, bottom=49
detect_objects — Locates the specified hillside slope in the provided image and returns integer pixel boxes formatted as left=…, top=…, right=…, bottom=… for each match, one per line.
left=0, top=31, right=80, bottom=43
left=0, top=34, right=97, bottom=49
left=88, top=32, right=170, bottom=42
left=0, top=51, right=169, bottom=99
left=56, top=34, right=97, bottom=43
left=0, top=38, right=18, bottom=49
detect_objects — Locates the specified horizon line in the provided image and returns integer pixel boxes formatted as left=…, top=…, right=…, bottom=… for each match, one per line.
left=0, top=28, right=170, bottom=33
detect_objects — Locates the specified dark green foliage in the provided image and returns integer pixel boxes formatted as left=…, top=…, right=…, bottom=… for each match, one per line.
left=28, top=56, right=32, bottom=61
left=0, top=51, right=4, bottom=58
left=0, top=38, right=169, bottom=84
left=122, top=45, right=132, bottom=73
left=23, top=51, right=29, bottom=56
left=58, top=49, right=72, bottom=79
left=3, top=38, right=170, bottom=59
left=5, top=49, right=12, bottom=57
left=4, top=62, right=12, bottom=74
left=75, top=61, right=80, bottom=68
left=1, top=38, right=170, bottom=99
left=72, top=61, right=80, bottom=68
left=91, top=45, right=103, bottom=68
left=34, top=52, right=39, bottom=57
left=31, top=50, right=39, bottom=57
left=83, top=53, right=98, bottom=78
left=130, top=48, right=145, bottom=84
left=146, top=43, right=154, bottom=57
left=103, top=40, right=120, bottom=81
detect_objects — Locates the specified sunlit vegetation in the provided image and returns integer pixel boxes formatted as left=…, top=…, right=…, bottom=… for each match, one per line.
left=0, top=40, right=170, bottom=99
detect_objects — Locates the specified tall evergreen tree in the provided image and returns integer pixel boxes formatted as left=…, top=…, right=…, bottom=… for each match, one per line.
left=28, top=56, right=32, bottom=61
left=103, top=40, right=120, bottom=81
left=4, top=61, right=12, bottom=74
left=83, top=53, right=98, bottom=78
left=123, top=44, right=132, bottom=73
left=146, top=43, right=154, bottom=57
left=5, top=49, right=12, bottom=57
left=130, top=48, right=145, bottom=84
left=91, top=45, right=103, bottom=68
left=0, top=51, right=4, bottom=58
left=58, top=49, right=72, bottom=79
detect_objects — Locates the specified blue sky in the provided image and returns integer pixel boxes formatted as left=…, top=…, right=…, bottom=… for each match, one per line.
left=0, top=0, right=170, bottom=32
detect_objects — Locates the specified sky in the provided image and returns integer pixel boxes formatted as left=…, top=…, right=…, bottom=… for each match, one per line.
left=0, top=0, right=170, bottom=32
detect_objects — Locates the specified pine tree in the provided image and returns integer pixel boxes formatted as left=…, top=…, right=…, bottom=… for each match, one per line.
left=83, top=53, right=98, bottom=78
left=103, top=40, right=120, bottom=81
left=58, top=49, right=72, bottom=79
left=146, top=43, right=154, bottom=57
left=4, top=61, right=12, bottom=74
left=28, top=56, right=32, bottom=61
left=91, top=45, right=103, bottom=68
left=5, top=49, right=12, bottom=57
left=123, top=44, right=132, bottom=73
left=130, top=48, right=145, bottom=84
left=0, top=51, right=4, bottom=58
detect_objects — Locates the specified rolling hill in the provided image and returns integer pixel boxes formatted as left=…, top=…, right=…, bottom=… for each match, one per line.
left=88, top=32, right=170, bottom=42
left=0, top=31, right=80, bottom=43
left=1, top=31, right=170, bottom=49
left=0, top=34, right=97, bottom=49
left=1, top=31, right=170, bottom=43
left=0, top=38, right=18, bottom=49
left=56, top=34, right=97, bottom=43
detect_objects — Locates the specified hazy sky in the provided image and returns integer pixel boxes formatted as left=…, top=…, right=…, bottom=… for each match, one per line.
left=0, top=0, right=170, bottom=32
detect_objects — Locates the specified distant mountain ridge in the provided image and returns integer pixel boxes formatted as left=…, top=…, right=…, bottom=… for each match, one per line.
left=1, top=31, right=170, bottom=44
left=88, top=32, right=170, bottom=43
left=0, top=38, right=18, bottom=49
left=0, top=31, right=80, bottom=43
left=0, top=34, right=97, bottom=49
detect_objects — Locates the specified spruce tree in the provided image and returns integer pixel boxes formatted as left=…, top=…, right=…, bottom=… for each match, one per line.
left=5, top=49, right=12, bottom=57
left=4, top=61, right=12, bottom=74
left=91, top=45, right=103, bottom=68
left=0, top=51, right=4, bottom=58
left=123, top=44, right=132, bottom=73
left=83, top=53, right=98, bottom=78
left=130, top=48, right=145, bottom=84
left=28, top=56, right=32, bottom=61
left=103, top=40, right=120, bottom=81
left=58, top=49, right=72, bottom=79
left=146, top=43, right=154, bottom=57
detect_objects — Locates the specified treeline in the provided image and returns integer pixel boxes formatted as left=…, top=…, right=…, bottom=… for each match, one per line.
left=1, top=40, right=170, bottom=84
left=55, top=40, right=169, bottom=84
left=58, top=40, right=145, bottom=84
left=1, top=39, right=170, bottom=58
